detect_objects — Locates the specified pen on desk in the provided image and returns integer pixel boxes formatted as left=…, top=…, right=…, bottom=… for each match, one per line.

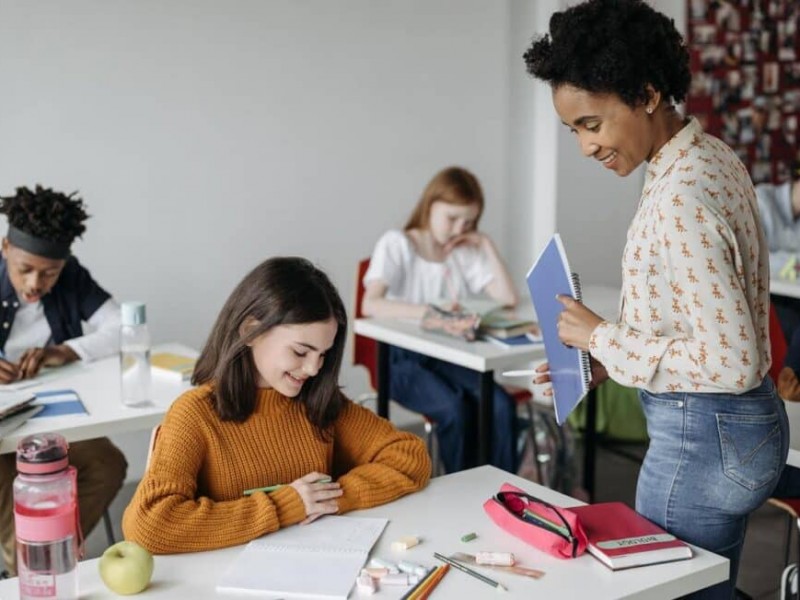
left=501, top=369, right=542, bottom=378
left=433, top=552, right=507, bottom=592
left=243, top=476, right=332, bottom=496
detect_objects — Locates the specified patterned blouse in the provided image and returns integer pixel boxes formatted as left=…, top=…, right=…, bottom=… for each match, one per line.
left=589, top=117, right=770, bottom=394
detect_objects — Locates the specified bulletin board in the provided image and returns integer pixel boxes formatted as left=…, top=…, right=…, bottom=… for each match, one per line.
left=686, top=0, right=800, bottom=184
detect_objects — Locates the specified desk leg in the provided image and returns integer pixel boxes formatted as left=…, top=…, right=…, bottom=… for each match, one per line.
left=479, top=371, right=494, bottom=466
left=377, top=342, right=390, bottom=419
left=583, top=387, right=597, bottom=502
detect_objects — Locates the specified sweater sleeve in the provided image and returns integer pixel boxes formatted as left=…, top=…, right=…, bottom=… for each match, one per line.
left=331, top=399, right=431, bottom=514
left=121, top=392, right=307, bottom=554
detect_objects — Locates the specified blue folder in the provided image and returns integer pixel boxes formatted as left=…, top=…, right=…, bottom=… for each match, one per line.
left=31, top=389, right=88, bottom=418
left=526, top=234, right=591, bottom=425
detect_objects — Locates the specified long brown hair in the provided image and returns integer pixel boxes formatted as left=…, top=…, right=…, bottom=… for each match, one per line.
left=404, top=166, right=485, bottom=231
left=193, top=257, right=348, bottom=437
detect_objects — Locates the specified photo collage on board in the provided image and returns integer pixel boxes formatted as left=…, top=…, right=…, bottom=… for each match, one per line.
left=687, top=0, right=800, bottom=183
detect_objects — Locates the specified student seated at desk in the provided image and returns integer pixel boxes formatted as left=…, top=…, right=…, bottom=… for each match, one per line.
left=755, top=174, right=800, bottom=400
left=755, top=172, right=800, bottom=341
left=361, top=166, right=519, bottom=475
left=0, top=185, right=127, bottom=576
left=122, top=257, right=430, bottom=554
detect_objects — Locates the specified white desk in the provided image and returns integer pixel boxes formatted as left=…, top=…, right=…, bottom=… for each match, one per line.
left=771, top=279, right=800, bottom=300
left=0, top=343, right=195, bottom=454
left=354, top=286, right=620, bottom=487
left=0, top=465, right=727, bottom=599
left=353, top=318, right=546, bottom=466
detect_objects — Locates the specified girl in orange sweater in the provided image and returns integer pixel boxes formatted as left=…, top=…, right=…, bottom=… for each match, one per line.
left=122, top=257, right=431, bottom=553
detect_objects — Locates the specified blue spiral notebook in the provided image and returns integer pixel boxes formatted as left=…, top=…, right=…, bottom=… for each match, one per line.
left=526, top=234, right=591, bottom=425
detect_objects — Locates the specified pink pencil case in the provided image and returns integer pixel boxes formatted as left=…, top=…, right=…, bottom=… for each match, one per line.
left=483, top=482, right=588, bottom=559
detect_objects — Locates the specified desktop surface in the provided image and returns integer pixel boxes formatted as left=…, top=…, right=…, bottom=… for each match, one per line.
left=0, top=466, right=727, bottom=599
left=0, top=343, right=195, bottom=454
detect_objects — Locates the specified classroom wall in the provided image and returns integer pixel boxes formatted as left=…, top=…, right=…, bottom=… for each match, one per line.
left=0, top=0, right=671, bottom=481
left=0, top=0, right=518, bottom=480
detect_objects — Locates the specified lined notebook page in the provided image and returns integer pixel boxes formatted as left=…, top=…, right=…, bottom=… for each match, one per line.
left=217, top=516, right=388, bottom=599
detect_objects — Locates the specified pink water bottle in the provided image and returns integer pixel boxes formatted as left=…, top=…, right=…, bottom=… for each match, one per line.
left=13, top=433, right=81, bottom=600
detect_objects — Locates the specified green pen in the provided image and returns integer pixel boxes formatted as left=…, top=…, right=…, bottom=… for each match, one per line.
left=243, top=476, right=332, bottom=496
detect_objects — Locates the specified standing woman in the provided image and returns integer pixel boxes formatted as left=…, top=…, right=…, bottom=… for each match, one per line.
left=524, top=1, right=788, bottom=598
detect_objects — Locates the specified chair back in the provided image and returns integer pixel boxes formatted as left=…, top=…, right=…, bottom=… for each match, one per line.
left=770, top=302, right=788, bottom=384
left=353, top=258, right=379, bottom=391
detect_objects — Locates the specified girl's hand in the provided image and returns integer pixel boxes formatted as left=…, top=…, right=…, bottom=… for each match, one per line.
left=443, top=231, right=487, bottom=254
left=289, top=472, right=343, bottom=525
left=556, top=295, right=604, bottom=351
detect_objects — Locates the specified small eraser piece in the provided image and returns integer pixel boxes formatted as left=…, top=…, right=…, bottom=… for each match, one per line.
left=356, top=572, right=377, bottom=595
left=362, top=567, right=388, bottom=578
left=461, top=532, right=478, bottom=542
left=369, top=557, right=399, bottom=574
left=381, top=573, right=409, bottom=586
left=398, top=560, right=424, bottom=575
left=413, top=565, right=428, bottom=577
left=475, top=551, right=515, bottom=566
left=391, top=535, right=420, bottom=551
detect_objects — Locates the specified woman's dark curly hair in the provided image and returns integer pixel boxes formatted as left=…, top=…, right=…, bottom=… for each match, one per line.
left=523, top=0, right=691, bottom=108
left=0, top=185, right=88, bottom=244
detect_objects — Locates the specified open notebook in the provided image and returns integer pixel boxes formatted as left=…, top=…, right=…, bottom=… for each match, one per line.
left=217, top=515, right=388, bottom=599
left=526, top=234, right=591, bottom=425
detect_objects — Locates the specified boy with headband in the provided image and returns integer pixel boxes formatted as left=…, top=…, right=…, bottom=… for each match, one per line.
left=0, top=185, right=127, bottom=577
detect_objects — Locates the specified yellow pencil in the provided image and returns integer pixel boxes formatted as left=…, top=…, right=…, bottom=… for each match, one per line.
left=401, top=566, right=440, bottom=600
left=416, top=564, right=450, bottom=600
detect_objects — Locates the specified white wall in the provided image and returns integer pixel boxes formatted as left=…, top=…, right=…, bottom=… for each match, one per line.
left=0, top=0, right=679, bottom=482
left=0, top=0, right=514, bottom=479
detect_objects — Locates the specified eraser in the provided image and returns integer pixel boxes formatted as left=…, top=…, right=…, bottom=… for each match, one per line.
left=369, top=557, right=399, bottom=574
left=381, top=573, right=410, bottom=586
left=475, top=551, right=515, bottom=566
left=391, top=535, right=420, bottom=551
left=362, top=567, right=388, bottom=578
left=460, top=532, right=478, bottom=542
left=356, top=572, right=377, bottom=595
left=397, top=560, right=427, bottom=575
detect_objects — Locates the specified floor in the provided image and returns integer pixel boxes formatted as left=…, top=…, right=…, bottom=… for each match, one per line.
left=3, top=439, right=796, bottom=599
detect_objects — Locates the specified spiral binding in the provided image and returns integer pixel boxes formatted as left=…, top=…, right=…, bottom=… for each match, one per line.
left=570, top=272, right=592, bottom=391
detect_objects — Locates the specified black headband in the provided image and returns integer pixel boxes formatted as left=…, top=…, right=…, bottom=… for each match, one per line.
left=7, top=226, right=71, bottom=260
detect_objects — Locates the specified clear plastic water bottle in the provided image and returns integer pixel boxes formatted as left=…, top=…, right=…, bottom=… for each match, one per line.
left=14, top=433, right=80, bottom=600
left=120, top=301, right=151, bottom=407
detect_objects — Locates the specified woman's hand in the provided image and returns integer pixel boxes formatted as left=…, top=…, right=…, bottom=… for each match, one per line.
left=532, top=356, right=609, bottom=395
left=289, top=472, right=343, bottom=525
left=17, top=345, right=79, bottom=380
left=556, top=295, right=604, bottom=351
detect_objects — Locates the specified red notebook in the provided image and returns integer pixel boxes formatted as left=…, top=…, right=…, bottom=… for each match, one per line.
left=568, top=502, right=693, bottom=570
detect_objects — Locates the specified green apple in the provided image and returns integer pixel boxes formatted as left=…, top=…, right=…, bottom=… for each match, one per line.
left=98, top=541, right=154, bottom=595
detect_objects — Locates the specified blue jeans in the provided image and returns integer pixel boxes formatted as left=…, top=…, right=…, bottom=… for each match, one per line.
left=388, top=346, right=518, bottom=474
left=636, top=378, right=788, bottom=600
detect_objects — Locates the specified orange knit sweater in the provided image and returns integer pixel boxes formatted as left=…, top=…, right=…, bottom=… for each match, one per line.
left=122, top=385, right=431, bottom=553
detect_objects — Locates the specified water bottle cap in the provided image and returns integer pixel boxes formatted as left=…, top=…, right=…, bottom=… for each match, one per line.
left=16, top=432, right=69, bottom=475
left=121, top=301, right=147, bottom=326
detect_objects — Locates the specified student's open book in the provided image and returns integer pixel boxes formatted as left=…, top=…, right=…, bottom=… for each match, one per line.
left=526, top=234, right=591, bottom=425
left=217, top=515, right=388, bottom=599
